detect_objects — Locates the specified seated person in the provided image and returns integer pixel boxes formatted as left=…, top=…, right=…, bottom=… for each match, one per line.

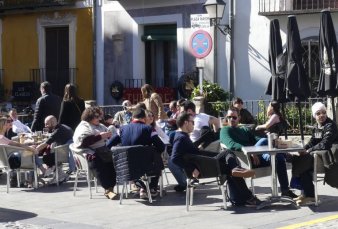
left=113, top=100, right=132, bottom=127
left=35, top=115, right=74, bottom=183
left=220, top=107, right=297, bottom=198
left=102, top=114, right=117, bottom=135
left=232, top=97, right=256, bottom=125
left=255, top=101, right=287, bottom=135
left=145, top=109, right=169, bottom=145
left=73, top=106, right=117, bottom=200
left=4, top=115, right=17, bottom=140
left=292, top=102, right=338, bottom=205
left=111, top=108, right=165, bottom=199
left=183, top=101, right=220, bottom=145
left=168, top=112, right=262, bottom=207
left=9, top=108, right=32, bottom=134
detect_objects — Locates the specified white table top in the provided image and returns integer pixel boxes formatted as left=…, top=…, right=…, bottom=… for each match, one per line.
left=241, top=145, right=304, bottom=155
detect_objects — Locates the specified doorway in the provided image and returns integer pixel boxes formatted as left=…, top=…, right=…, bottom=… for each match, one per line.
left=143, top=25, right=177, bottom=89
left=45, top=26, right=69, bottom=96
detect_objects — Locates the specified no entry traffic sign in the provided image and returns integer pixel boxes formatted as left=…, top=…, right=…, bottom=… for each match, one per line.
left=189, top=30, right=213, bottom=59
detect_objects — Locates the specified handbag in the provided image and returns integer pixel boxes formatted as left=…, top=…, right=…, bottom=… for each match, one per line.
left=94, top=146, right=113, bottom=163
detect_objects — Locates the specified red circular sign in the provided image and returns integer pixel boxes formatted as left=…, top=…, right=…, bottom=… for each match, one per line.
left=189, top=30, right=213, bottom=59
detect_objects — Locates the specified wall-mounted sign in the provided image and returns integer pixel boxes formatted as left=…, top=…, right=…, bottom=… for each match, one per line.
left=12, top=81, right=36, bottom=101
left=189, top=30, right=213, bottom=59
left=190, top=14, right=210, bottom=29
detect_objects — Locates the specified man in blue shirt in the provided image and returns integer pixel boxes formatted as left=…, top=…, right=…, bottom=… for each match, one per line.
left=169, top=112, right=262, bottom=207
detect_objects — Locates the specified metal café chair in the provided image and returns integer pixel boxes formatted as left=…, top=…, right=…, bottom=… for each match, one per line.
left=52, top=143, right=71, bottom=186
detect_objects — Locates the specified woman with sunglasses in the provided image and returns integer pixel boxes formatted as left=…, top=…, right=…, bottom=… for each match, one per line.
left=73, top=106, right=117, bottom=200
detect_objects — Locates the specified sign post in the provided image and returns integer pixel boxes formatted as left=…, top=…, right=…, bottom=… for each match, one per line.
left=189, top=30, right=213, bottom=96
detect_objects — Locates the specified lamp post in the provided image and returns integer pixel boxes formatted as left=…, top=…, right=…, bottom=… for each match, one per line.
left=203, top=0, right=226, bottom=84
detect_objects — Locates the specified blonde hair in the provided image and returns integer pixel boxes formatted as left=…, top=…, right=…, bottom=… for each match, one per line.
left=141, top=84, right=154, bottom=99
left=0, top=117, right=8, bottom=132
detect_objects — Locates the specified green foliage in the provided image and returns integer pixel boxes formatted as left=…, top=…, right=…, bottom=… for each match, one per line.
left=191, top=80, right=230, bottom=116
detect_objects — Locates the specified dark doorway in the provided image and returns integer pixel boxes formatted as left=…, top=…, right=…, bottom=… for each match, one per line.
left=45, top=26, right=69, bottom=96
left=143, top=25, right=178, bottom=89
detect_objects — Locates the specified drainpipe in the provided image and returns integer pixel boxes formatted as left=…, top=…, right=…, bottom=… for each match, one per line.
left=229, top=0, right=234, bottom=99
left=92, top=0, right=97, bottom=101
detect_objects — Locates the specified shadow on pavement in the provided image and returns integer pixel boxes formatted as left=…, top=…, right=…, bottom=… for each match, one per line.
left=0, top=208, right=37, bottom=222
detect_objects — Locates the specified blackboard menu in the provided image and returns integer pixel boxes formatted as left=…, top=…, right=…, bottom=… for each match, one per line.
left=12, top=81, right=36, bottom=101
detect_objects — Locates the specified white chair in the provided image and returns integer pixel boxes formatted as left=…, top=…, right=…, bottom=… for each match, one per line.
left=69, top=143, right=97, bottom=199
left=0, top=144, right=38, bottom=193
left=220, top=143, right=271, bottom=195
left=312, top=151, right=326, bottom=206
left=51, top=143, right=71, bottom=186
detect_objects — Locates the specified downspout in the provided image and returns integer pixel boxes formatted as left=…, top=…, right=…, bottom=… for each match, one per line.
left=92, top=0, right=97, bottom=100
left=229, top=0, right=234, bottom=99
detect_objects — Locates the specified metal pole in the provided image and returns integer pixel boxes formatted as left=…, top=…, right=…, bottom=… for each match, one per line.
left=214, top=22, right=218, bottom=83
left=229, top=0, right=235, bottom=99
left=198, top=67, right=203, bottom=95
left=92, top=0, right=97, bottom=100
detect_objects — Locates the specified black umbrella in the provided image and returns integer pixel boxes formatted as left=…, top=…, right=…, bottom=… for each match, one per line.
left=285, top=15, right=311, bottom=144
left=265, top=19, right=288, bottom=138
left=318, top=9, right=338, bottom=122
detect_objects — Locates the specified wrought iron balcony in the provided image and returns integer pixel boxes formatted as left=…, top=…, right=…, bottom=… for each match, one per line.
left=259, top=0, right=338, bottom=16
left=0, top=0, right=78, bottom=11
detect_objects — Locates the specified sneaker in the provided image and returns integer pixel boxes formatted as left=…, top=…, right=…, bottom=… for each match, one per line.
left=174, top=185, right=186, bottom=192
left=190, top=178, right=199, bottom=186
left=281, top=190, right=298, bottom=199
left=150, top=188, right=159, bottom=197
left=296, top=197, right=315, bottom=206
left=293, top=194, right=305, bottom=201
left=140, top=189, right=148, bottom=199
left=245, top=196, right=263, bottom=207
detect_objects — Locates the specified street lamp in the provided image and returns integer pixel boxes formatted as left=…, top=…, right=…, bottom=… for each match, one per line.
left=203, top=0, right=231, bottom=35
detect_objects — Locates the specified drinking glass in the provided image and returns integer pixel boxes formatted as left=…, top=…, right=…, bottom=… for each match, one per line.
left=43, top=128, right=49, bottom=136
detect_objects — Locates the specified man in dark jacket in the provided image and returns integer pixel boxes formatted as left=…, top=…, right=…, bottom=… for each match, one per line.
left=292, top=102, right=338, bottom=206
left=31, top=81, right=61, bottom=132
left=116, top=108, right=165, bottom=198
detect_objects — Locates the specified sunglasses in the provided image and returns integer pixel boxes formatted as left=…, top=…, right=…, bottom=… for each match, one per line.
left=315, top=110, right=326, bottom=116
left=227, top=116, right=238, bottom=120
left=6, top=119, right=13, bottom=123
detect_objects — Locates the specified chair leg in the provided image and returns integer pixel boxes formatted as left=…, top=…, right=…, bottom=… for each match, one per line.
left=186, top=178, right=190, bottom=212
left=94, top=177, right=98, bottom=193
left=144, top=175, right=152, bottom=203
left=6, top=171, right=10, bottom=193
left=220, top=182, right=227, bottom=210
left=119, top=182, right=126, bottom=205
left=73, top=170, right=79, bottom=196
left=124, top=182, right=128, bottom=198
left=163, top=168, right=170, bottom=185
left=87, top=171, right=92, bottom=199
left=251, top=177, right=255, bottom=195
left=313, top=154, right=319, bottom=206
left=160, top=173, right=163, bottom=198
left=55, top=153, right=59, bottom=186
left=16, top=170, right=20, bottom=188
left=33, top=168, right=38, bottom=189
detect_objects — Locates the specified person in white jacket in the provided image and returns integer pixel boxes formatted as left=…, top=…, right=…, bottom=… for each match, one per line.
left=9, top=108, right=31, bottom=134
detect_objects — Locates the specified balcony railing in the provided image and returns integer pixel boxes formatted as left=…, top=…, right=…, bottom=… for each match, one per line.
left=259, top=0, right=338, bottom=15
left=0, top=0, right=78, bottom=11
left=30, top=68, right=77, bottom=84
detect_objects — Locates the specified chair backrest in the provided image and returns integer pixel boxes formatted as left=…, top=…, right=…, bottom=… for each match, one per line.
left=52, top=143, right=71, bottom=163
left=0, top=144, right=35, bottom=170
left=69, top=143, right=94, bottom=171
left=183, top=154, right=221, bottom=179
left=112, top=145, right=163, bottom=182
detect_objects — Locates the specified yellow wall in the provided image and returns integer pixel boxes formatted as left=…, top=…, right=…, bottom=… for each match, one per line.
left=1, top=8, right=93, bottom=100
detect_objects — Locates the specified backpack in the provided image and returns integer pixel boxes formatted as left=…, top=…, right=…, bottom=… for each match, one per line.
left=8, top=152, right=21, bottom=169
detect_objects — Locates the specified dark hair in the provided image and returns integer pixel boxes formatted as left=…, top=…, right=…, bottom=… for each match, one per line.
left=141, top=84, right=154, bottom=99
left=145, top=110, right=155, bottom=128
left=81, top=106, right=99, bottom=122
left=63, top=83, right=79, bottom=102
left=132, top=108, right=146, bottom=119
left=104, top=114, right=113, bottom=121
left=176, top=112, right=192, bottom=128
left=177, top=98, right=187, bottom=106
left=270, top=101, right=283, bottom=119
left=232, top=97, right=243, bottom=105
left=227, top=106, right=240, bottom=116
left=183, top=101, right=196, bottom=113
left=41, top=81, right=52, bottom=93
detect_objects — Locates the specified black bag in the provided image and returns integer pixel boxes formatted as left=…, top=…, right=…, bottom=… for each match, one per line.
left=324, top=163, right=338, bottom=188
left=8, top=152, right=21, bottom=169
left=94, top=146, right=113, bottom=163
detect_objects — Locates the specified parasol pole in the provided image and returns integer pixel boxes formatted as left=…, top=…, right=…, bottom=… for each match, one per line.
left=331, top=96, right=336, bottom=122
left=297, top=100, right=305, bottom=146
left=281, top=103, right=288, bottom=139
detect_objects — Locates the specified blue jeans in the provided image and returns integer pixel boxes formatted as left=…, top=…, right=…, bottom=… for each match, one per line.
left=168, top=159, right=187, bottom=187
left=254, top=138, right=289, bottom=191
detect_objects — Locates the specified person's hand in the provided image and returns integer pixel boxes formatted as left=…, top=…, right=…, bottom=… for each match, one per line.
left=192, top=168, right=200, bottom=178
left=28, top=146, right=38, bottom=154
left=251, top=154, right=260, bottom=166
left=100, top=131, right=112, bottom=140
left=298, top=149, right=308, bottom=156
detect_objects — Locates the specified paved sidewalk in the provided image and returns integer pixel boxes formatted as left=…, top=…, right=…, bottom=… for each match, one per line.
left=1, top=169, right=338, bottom=229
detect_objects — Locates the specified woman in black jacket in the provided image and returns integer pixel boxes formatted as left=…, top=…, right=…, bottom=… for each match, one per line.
left=58, top=84, right=85, bottom=130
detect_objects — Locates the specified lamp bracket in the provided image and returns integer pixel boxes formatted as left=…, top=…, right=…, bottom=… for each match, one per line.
left=217, top=24, right=231, bottom=35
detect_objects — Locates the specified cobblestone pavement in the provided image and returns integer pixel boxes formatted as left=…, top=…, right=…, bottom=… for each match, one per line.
left=1, top=170, right=338, bottom=229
